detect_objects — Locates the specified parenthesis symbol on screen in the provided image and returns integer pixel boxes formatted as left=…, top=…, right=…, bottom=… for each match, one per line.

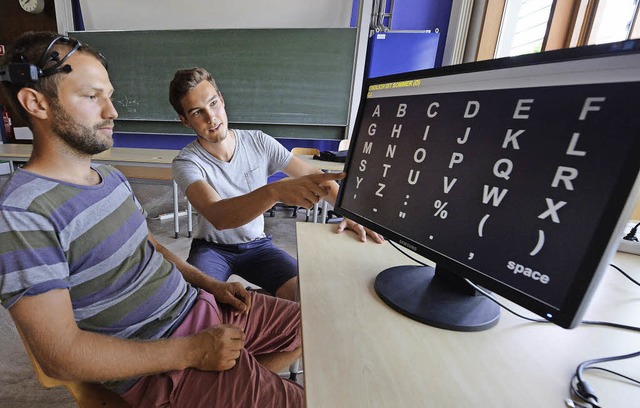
left=530, top=230, right=545, bottom=256
left=478, top=214, right=490, bottom=237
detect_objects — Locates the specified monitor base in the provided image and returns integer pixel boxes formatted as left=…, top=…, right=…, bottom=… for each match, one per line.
left=374, top=265, right=500, bottom=332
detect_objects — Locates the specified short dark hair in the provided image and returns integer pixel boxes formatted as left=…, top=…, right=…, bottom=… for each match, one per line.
left=0, top=31, right=105, bottom=126
left=169, top=67, right=220, bottom=117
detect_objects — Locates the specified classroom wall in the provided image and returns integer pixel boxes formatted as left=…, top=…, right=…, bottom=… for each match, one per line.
left=59, top=0, right=360, bottom=153
left=76, top=0, right=353, bottom=30
left=57, top=1, right=458, bottom=153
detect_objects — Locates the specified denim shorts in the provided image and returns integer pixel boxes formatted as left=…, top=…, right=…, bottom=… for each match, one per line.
left=187, top=235, right=297, bottom=295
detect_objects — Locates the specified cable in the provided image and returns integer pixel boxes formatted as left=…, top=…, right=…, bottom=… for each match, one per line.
left=609, top=263, right=640, bottom=287
left=583, top=366, right=640, bottom=387
left=570, top=350, right=640, bottom=408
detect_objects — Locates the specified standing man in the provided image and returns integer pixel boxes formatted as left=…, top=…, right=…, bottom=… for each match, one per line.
left=170, top=68, right=384, bottom=300
left=1, top=31, right=304, bottom=407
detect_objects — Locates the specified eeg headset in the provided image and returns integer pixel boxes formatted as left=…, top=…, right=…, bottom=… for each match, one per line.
left=0, top=35, right=106, bottom=86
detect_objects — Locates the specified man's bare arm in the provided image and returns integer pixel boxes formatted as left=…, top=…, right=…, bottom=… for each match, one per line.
left=284, top=156, right=385, bottom=243
left=10, top=289, right=244, bottom=382
left=186, top=171, right=344, bottom=230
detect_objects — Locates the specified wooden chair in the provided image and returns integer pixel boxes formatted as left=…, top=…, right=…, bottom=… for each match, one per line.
left=17, top=330, right=130, bottom=408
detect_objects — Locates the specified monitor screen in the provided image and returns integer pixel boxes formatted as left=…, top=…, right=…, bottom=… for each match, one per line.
left=335, top=40, right=640, bottom=331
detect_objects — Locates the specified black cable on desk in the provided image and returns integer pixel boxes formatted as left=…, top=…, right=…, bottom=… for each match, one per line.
left=609, top=263, right=640, bottom=287
left=570, top=350, right=640, bottom=408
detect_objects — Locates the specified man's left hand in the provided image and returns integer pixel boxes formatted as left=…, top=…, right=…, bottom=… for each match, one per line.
left=336, top=218, right=385, bottom=243
left=208, top=281, right=252, bottom=316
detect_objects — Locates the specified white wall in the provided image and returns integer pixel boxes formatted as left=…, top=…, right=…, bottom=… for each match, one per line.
left=77, top=0, right=353, bottom=30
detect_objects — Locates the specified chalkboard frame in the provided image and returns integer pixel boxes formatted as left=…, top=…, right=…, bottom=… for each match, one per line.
left=71, top=28, right=357, bottom=139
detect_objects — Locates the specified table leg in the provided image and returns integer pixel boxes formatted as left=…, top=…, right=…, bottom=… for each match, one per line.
left=173, top=181, right=180, bottom=239
left=187, top=200, right=193, bottom=238
left=321, top=200, right=328, bottom=224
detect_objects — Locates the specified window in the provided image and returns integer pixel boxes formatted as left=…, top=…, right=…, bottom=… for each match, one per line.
left=474, top=0, right=640, bottom=61
left=496, top=0, right=554, bottom=57
left=588, top=0, right=639, bottom=45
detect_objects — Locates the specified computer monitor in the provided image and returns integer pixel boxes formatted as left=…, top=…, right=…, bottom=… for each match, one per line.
left=334, top=39, right=640, bottom=331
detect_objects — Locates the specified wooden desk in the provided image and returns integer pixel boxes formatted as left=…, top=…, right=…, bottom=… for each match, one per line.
left=296, top=223, right=640, bottom=407
left=0, top=144, right=190, bottom=238
left=296, top=154, right=345, bottom=172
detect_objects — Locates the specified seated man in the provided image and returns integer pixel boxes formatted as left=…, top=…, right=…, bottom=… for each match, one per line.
left=0, top=31, right=304, bottom=407
left=170, top=68, right=384, bottom=300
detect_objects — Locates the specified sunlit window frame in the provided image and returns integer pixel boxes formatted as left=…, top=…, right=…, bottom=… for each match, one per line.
left=474, top=0, right=640, bottom=61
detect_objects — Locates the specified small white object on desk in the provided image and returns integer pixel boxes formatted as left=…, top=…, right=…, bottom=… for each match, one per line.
left=618, top=220, right=640, bottom=255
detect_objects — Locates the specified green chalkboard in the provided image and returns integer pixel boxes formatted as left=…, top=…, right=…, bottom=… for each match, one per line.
left=71, top=29, right=357, bottom=138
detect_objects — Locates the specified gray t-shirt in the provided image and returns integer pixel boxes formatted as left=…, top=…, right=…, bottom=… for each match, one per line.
left=172, top=129, right=292, bottom=244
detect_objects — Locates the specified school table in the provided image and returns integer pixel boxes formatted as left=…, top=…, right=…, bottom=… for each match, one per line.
left=296, top=222, right=640, bottom=407
left=0, top=144, right=190, bottom=238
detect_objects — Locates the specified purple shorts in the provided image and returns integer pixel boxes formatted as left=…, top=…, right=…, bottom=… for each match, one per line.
left=121, top=290, right=304, bottom=408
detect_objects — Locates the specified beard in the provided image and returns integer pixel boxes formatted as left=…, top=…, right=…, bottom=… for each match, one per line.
left=49, top=98, right=114, bottom=155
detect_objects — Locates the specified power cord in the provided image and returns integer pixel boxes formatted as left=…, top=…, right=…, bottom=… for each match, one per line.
left=386, top=240, right=640, bottom=407
left=609, top=263, right=640, bottom=287
left=568, top=350, right=640, bottom=408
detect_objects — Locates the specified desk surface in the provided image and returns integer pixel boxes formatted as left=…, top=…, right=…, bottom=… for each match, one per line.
left=296, top=223, right=639, bottom=407
left=0, top=143, right=32, bottom=161
left=0, top=144, right=179, bottom=167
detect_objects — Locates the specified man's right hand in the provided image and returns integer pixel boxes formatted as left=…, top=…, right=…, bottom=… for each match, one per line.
left=190, top=324, right=245, bottom=371
left=274, top=172, right=345, bottom=208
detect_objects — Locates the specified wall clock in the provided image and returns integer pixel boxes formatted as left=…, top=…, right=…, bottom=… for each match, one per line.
left=19, top=0, right=45, bottom=14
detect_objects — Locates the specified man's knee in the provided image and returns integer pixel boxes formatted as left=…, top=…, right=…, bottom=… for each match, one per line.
left=275, top=277, right=299, bottom=301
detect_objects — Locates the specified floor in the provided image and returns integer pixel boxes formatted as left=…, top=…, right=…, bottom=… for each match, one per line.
left=0, top=176, right=307, bottom=407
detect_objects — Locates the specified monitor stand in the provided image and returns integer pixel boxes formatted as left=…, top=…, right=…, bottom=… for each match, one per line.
left=374, top=265, right=500, bottom=332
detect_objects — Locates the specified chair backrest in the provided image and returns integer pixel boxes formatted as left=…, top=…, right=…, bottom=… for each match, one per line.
left=17, top=330, right=130, bottom=408
left=338, top=139, right=350, bottom=151
left=291, top=147, right=320, bottom=156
